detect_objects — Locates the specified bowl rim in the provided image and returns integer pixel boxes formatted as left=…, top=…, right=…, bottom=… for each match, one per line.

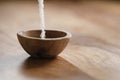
left=17, top=29, right=72, bottom=40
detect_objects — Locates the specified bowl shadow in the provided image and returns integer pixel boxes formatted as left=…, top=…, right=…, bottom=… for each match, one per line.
left=21, top=56, right=95, bottom=80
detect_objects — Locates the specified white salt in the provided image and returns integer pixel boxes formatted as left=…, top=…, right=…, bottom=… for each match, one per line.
left=38, top=0, right=46, bottom=39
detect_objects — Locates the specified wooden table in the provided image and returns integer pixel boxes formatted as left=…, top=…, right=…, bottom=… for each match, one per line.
left=0, top=1, right=120, bottom=80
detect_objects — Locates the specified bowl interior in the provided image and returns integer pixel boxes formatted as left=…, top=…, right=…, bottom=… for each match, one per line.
left=22, top=30, right=67, bottom=38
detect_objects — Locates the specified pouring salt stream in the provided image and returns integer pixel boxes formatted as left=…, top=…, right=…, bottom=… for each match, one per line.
left=38, top=0, right=46, bottom=39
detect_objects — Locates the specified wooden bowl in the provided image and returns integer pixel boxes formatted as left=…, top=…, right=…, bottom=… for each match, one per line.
left=17, top=30, right=71, bottom=58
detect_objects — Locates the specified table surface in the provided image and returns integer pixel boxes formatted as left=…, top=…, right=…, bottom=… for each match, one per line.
left=0, top=1, right=120, bottom=80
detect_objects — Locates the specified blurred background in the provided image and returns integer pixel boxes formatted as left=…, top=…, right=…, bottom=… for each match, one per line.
left=0, top=0, right=120, bottom=45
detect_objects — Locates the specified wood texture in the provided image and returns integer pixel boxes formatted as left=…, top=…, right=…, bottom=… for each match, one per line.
left=17, top=30, right=70, bottom=58
left=0, top=1, right=120, bottom=80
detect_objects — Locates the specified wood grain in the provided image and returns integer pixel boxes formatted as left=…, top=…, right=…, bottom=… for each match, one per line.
left=17, top=30, right=70, bottom=58
left=0, top=1, right=120, bottom=80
